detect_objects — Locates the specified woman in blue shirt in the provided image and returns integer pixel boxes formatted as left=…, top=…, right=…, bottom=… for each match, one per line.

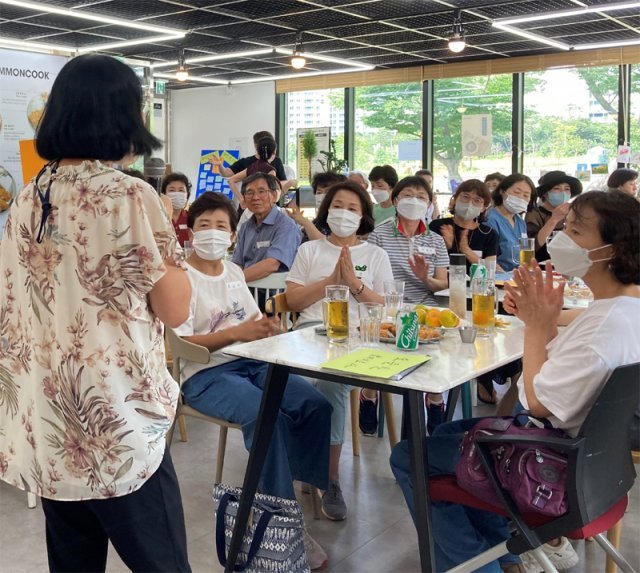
left=485, top=174, right=535, bottom=272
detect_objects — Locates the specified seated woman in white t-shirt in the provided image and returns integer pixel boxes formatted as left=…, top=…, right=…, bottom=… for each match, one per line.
left=390, top=190, right=640, bottom=573
left=173, top=192, right=332, bottom=568
left=285, top=180, right=394, bottom=522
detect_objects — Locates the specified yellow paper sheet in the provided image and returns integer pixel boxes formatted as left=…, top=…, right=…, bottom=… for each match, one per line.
left=320, top=349, right=430, bottom=380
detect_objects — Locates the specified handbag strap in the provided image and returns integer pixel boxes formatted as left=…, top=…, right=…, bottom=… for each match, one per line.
left=216, top=492, right=275, bottom=572
left=513, top=411, right=554, bottom=429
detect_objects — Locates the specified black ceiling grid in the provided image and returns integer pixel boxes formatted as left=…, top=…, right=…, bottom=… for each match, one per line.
left=0, top=0, right=636, bottom=89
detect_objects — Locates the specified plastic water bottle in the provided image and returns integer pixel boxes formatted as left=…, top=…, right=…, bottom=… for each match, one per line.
left=449, top=253, right=467, bottom=320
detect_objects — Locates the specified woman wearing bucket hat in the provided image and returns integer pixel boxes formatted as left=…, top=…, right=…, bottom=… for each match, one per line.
left=526, top=171, right=582, bottom=262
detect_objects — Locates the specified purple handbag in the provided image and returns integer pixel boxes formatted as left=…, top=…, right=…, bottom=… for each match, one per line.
left=455, top=415, right=569, bottom=517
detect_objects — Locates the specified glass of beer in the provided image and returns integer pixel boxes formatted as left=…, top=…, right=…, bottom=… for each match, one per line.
left=471, top=259, right=496, bottom=336
left=325, top=285, right=349, bottom=343
left=518, top=237, right=535, bottom=267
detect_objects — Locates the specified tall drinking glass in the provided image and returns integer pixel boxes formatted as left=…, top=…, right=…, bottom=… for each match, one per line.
left=471, top=259, right=496, bottom=336
left=518, top=237, right=536, bottom=267
left=325, top=285, right=349, bottom=343
left=359, top=302, right=383, bottom=347
left=383, top=280, right=404, bottom=320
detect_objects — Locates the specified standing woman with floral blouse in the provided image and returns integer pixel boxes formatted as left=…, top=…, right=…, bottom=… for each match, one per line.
left=0, top=55, right=192, bottom=572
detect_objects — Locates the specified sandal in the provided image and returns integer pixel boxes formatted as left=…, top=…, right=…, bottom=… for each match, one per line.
left=477, top=383, right=498, bottom=405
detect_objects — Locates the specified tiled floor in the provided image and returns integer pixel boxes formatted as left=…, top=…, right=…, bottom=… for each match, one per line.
left=1, top=391, right=638, bottom=573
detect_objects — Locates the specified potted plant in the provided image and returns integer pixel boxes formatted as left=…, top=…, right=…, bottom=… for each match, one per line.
left=301, top=130, right=318, bottom=182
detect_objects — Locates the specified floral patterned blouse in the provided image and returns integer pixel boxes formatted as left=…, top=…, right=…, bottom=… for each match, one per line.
left=0, top=161, right=183, bottom=500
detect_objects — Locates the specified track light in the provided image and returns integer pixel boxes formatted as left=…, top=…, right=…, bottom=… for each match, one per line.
left=448, top=10, right=466, bottom=53
left=290, top=32, right=306, bottom=69
left=176, top=48, right=189, bottom=81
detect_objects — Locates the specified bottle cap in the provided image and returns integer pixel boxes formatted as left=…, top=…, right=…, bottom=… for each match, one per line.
left=450, top=253, right=466, bottom=267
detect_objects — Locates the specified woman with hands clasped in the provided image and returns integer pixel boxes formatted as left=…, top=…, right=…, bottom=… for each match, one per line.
left=286, top=181, right=393, bottom=522
left=390, top=191, right=640, bottom=573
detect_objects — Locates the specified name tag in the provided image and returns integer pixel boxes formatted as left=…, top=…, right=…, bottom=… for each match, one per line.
left=178, top=224, right=188, bottom=230
left=256, top=240, right=271, bottom=249
left=226, top=281, right=243, bottom=290
left=417, top=246, right=436, bottom=256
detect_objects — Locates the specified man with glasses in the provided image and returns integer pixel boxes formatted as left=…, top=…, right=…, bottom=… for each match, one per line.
left=232, top=173, right=301, bottom=285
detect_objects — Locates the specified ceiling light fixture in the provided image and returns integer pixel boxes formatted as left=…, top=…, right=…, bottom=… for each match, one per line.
left=574, top=38, right=640, bottom=50
left=290, top=32, right=306, bottom=69
left=447, top=10, right=466, bottom=53
left=176, top=49, right=189, bottom=82
left=151, top=48, right=275, bottom=69
left=492, top=22, right=571, bottom=50
left=0, top=0, right=185, bottom=35
left=494, top=1, right=640, bottom=26
left=0, top=37, right=75, bottom=54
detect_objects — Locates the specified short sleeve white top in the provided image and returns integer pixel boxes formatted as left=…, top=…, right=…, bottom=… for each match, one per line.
left=174, top=261, right=260, bottom=381
left=286, top=238, right=393, bottom=324
left=519, top=296, right=640, bottom=436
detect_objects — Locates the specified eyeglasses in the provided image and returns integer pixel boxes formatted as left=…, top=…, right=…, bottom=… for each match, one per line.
left=457, top=193, right=485, bottom=207
left=243, top=188, right=271, bottom=198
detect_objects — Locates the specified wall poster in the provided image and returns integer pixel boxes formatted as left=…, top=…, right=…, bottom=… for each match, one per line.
left=196, top=149, right=240, bottom=199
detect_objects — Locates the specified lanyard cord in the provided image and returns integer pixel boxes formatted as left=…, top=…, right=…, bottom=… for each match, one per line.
left=35, top=160, right=59, bottom=244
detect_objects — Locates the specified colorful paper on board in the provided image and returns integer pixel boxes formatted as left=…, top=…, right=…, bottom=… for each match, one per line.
left=320, top=349, right=430, bottom=380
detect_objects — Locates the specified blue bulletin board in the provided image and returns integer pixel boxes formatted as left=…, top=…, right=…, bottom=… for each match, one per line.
left=196, top=149, right=240, bottom=199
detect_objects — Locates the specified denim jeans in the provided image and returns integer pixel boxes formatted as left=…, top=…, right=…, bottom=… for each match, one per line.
left=390, top=418, right=520, bottom=573
left=183, top=359, right=331, bottom=499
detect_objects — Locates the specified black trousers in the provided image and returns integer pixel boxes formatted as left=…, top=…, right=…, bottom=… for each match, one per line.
left=41, top=449, right=191, bottom=573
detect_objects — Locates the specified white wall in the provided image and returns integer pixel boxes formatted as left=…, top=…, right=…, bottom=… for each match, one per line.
left=168, top=82, right=276, bottom=187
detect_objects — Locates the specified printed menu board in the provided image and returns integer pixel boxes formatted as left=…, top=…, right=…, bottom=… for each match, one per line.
left=0, top=49, right=67, bottom=198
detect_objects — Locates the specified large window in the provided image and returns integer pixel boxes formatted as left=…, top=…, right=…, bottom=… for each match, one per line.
left=354, top=83, right=422, bottom=177
left=286, top=89, right=344, bottom=181
left=631, top=65, right=640, bottom=169
left=433, top=74, right=513, bottom=197
left=524, top=66, right=618, bottom=189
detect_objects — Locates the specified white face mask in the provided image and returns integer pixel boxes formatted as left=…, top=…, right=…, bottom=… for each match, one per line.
left=455, top=202, right=483, bottom=221
left=315, top=194, right=325, bottom=209
left=192, top=229, right=232, bottom=261
left=327, top=208, right=361, bottom=238
left=372, top=188, right=390, bottom=204
left=396, top=197, right=429, bottom=221
left=547, top=231, right=611, bottom=278
left=167, top=191, right=187, bottom=210
left=503, top=194, right=529, bottom=215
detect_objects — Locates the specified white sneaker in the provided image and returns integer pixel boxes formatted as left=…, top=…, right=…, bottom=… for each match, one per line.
left=303, top=530, right=328, bottom=570
left=521, top=537, right=579, bottom=571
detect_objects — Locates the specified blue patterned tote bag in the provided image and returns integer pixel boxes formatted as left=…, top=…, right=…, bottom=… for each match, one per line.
left=213, top=484, right=310, bottom=573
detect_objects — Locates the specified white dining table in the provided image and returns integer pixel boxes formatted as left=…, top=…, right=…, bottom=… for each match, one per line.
left=221, top=321, right=525, bottom=573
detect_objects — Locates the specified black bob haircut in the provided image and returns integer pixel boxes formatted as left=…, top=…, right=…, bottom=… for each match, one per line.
left=570, top=190, right=639, bottom=285
left=187, top=192, right=238, bottom=233
left=368, top=165, right=398, bottom=188
left=315, top=180, right=375, bottom=236
left=311, top=171, right=346, bottom=193
left=492, top=173, right=535, bottom=207
left=390, top=176, right=431, bottom=203
left=162, top=172, right=193, bottom=199
left=36, top=54, right=161, bottom=161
